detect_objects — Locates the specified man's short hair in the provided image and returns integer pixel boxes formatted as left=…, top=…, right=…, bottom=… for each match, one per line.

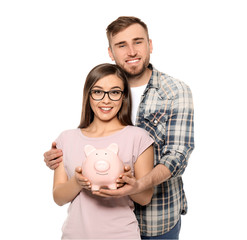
left=106, top=16, right=149, bottom=46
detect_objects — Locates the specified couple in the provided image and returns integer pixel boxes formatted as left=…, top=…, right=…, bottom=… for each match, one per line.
left=44, top=16, right=195, bottom=239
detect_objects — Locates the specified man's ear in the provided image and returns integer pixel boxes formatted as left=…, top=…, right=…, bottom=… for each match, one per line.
left=108, top=47, right=115, bottom=61
left=149, top=39, right=153, bottom=54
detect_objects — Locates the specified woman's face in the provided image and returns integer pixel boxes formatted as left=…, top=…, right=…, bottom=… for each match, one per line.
left=89, top=74, right=124, bottom=123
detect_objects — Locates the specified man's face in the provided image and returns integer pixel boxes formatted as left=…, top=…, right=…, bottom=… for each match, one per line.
left=108, top=24, right=153, bottom=78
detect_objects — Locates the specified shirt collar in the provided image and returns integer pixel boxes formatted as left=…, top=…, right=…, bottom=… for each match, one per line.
left=144, top=64, right=161, bottom=93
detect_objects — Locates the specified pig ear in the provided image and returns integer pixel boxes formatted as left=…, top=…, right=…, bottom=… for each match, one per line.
left=107, top=143, right=118, bottom=154
left=84, top=145, right=96, bottom=156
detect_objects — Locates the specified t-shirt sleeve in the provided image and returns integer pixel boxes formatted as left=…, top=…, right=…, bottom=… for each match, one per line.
left=134, top=128, right=154, bottom=159
left=54, top=132, right=63, bottom=150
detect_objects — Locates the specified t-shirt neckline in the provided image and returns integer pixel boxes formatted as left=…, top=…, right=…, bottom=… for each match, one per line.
left=77, top=125, right=130, bottom=141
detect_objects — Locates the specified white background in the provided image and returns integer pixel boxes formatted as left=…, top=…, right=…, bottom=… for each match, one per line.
left=0, top=0, right=246, bottom=239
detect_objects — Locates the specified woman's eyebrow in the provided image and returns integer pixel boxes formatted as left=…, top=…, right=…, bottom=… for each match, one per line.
left=91, top=86, right=103, bottom=89
left=111, top=86, right=122, bottom=89
left=92, top=86, right=122, bottom=90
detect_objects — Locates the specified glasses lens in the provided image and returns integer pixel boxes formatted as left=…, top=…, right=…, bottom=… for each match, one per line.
left=91, top=90, right=104, bottom=100
left=109, top=90, right=122, bottom=101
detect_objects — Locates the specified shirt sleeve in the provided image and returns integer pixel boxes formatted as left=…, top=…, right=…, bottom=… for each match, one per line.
left=159, top=83, right=195, bottom=178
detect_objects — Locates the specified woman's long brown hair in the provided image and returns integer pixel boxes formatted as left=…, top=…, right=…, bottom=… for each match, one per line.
left=78, top=63, right=133, bottom=129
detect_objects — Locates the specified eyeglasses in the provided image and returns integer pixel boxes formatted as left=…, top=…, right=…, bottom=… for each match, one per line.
left=90, top=89, right=124, bottom=101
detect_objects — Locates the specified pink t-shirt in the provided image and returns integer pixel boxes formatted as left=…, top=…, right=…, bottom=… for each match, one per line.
left=55, top=126, right=154, bottom=239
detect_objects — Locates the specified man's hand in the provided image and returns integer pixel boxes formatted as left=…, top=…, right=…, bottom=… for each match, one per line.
left=93, top=166, right=141, bottom=198
left=44, top=142, right=63, bottom=170
left=116, top=165, right=132, bottom=188
left=74, top=167, right=91, bottom=190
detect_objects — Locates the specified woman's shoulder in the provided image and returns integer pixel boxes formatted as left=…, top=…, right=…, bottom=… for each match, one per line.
left=125, top=125, right=150, bottom=136
left=56, top=128, right=80, bottom=140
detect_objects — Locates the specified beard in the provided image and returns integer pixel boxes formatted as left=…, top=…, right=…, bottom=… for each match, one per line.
left=122, top=64, right=147, bottom=79
left=117, top=57, right=150, bottom=79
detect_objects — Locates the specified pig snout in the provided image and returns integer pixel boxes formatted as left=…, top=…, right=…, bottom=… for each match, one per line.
left=94, top=160, right=110, bottom=172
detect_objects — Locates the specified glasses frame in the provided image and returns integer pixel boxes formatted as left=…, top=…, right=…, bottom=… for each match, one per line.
left=90, top=90, right=124, bottom=101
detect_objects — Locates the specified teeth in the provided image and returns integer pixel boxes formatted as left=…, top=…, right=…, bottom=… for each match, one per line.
left=127, top=59, right=139, bottom=63
left=100, top=107, right=111, bottom=110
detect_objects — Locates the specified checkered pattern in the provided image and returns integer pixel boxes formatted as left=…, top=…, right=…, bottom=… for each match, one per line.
left=134, top=65, right=194, bottom=236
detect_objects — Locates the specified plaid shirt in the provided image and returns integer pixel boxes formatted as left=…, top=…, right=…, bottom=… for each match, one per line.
left=134, top=65, right=194, bottom=236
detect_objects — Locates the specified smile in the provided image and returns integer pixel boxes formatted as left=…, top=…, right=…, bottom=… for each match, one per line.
left=126, top=58, right=140, bottom=64
left=100, top=107, right=112, bottom=111
left=96, top=172, right=109, bottom=175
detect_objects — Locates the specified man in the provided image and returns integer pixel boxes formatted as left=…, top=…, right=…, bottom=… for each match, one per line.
left=44, top=16, right=194, bottom=239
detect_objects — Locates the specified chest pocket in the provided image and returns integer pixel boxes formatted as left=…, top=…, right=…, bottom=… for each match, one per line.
left=140, top=110, right=168, bottom=146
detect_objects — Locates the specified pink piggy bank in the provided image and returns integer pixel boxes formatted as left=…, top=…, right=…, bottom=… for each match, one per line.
left=82, top=143, right=124, bottom=191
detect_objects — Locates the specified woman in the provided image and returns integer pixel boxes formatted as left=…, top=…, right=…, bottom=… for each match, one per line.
left=53, top=63, right=154, bottom=239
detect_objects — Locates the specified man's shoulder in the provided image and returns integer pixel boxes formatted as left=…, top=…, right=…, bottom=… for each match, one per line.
left=159, top=70, right=189, bottom=90
left=152, top=67, right=191, bottom=98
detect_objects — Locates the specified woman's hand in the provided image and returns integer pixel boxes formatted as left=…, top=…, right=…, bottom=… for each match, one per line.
left=74, top=167, right=91, bottom=190
left=93, top=165, right=139, bottom=198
